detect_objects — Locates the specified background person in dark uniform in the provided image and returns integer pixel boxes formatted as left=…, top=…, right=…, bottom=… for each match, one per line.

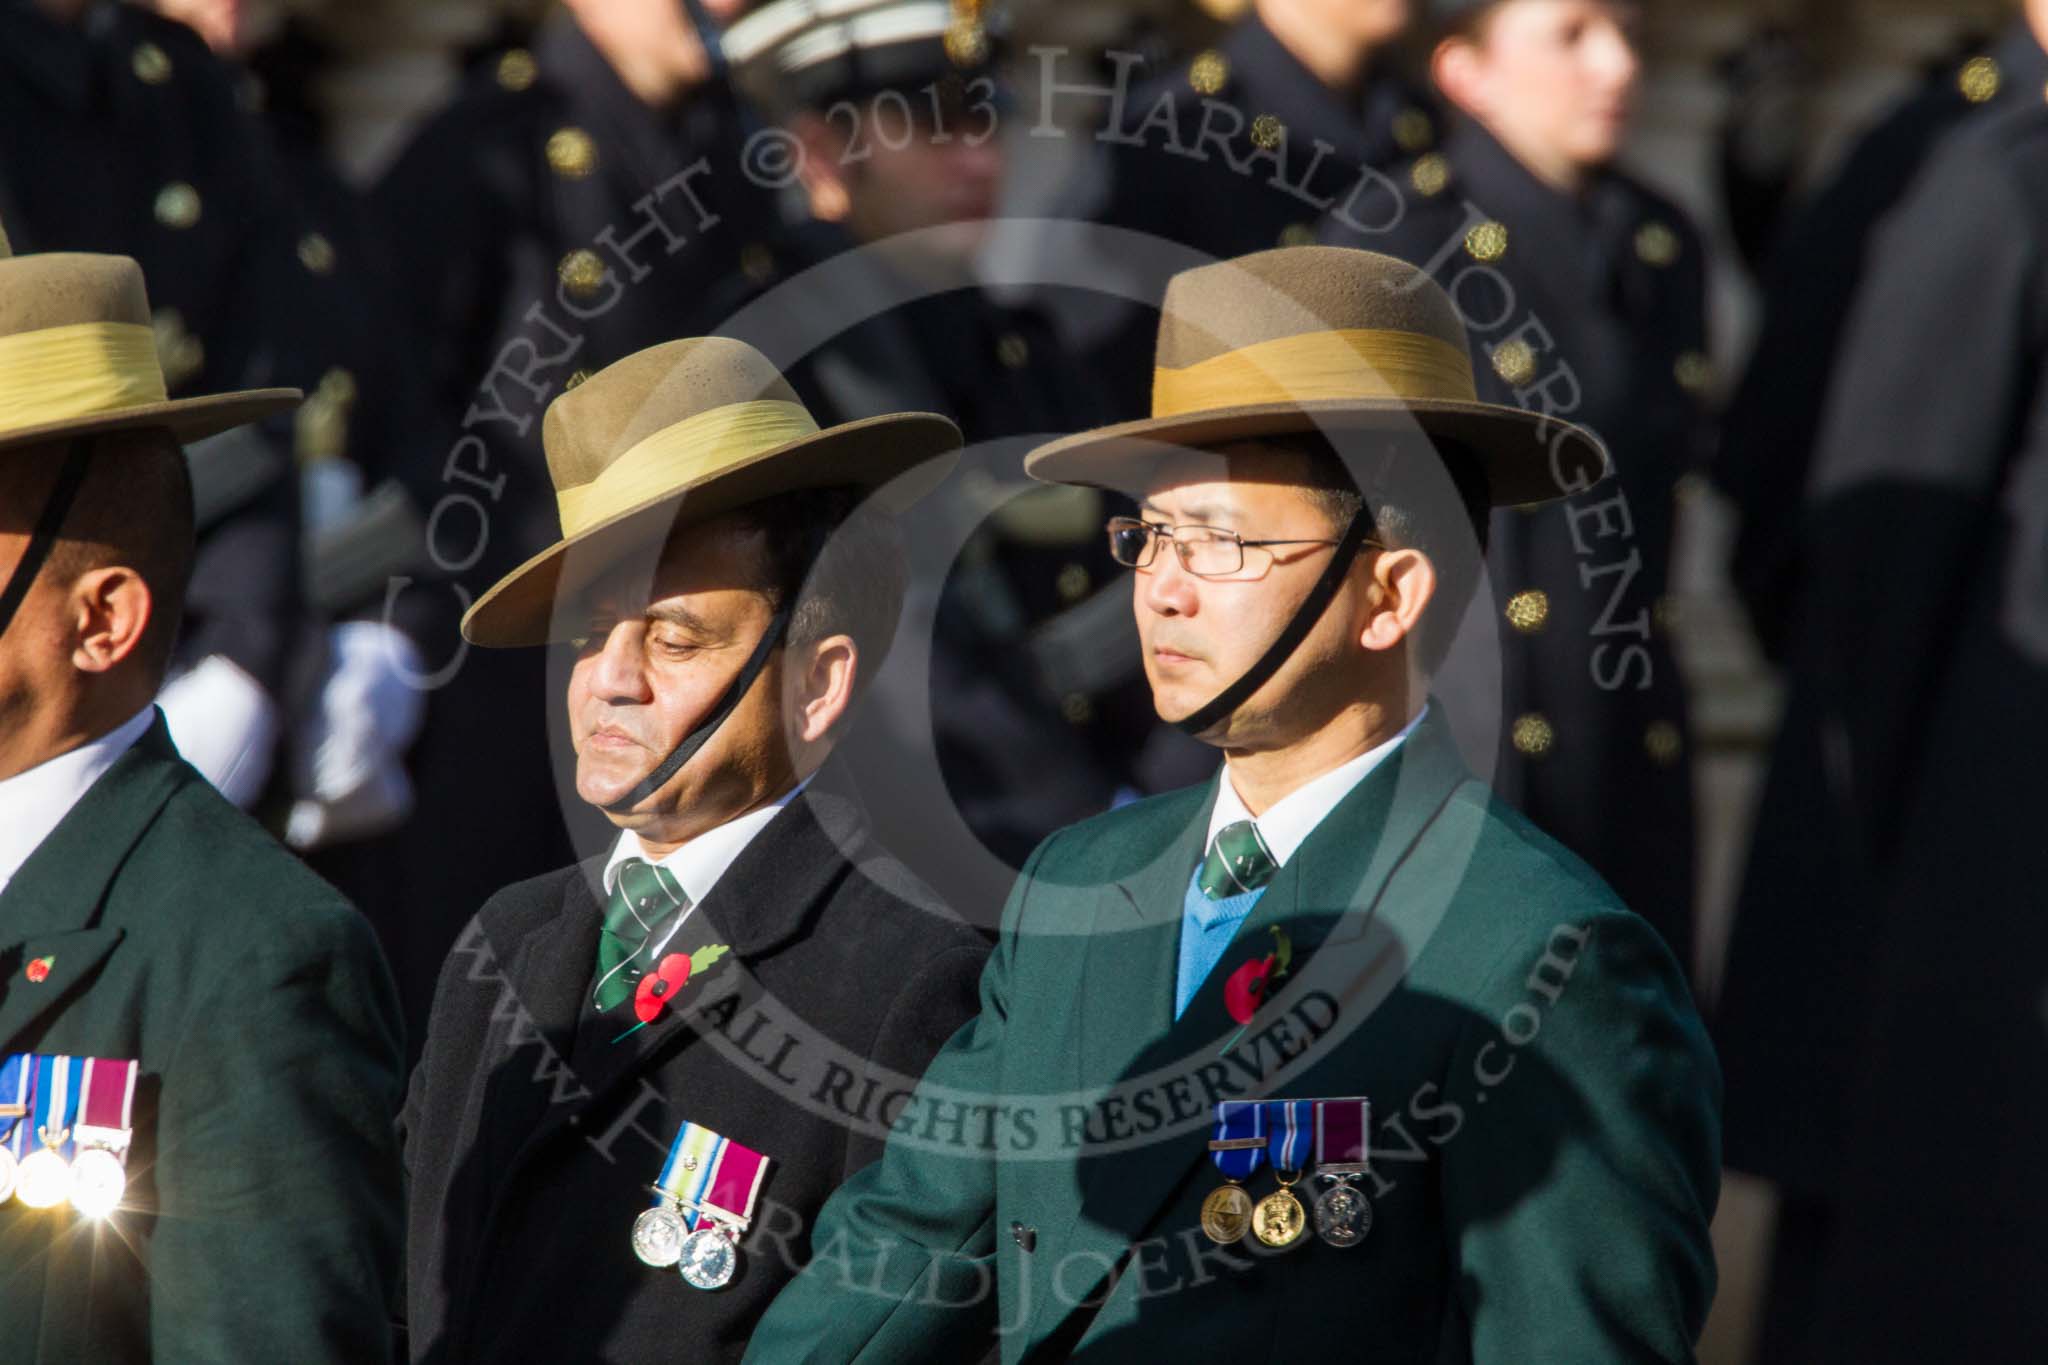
left=400, top=338, right=988, bottom=1363
left=725, top=0, right=1173, bottom=907
left=1713, top=21, right=2046, bottom=661
left=1325, top=0, right=1707, bottom=962
left=0, top=0, right=317, bottom=812
left=1054, top=0, right=1437, bottom=423
left=370, top=0, right=786, bottom=1050
left=1712, top=5, right=2048, bottom=1356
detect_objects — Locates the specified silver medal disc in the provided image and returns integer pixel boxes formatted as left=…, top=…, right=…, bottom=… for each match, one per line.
left=1313, top=1181, right=1372, bottom=1248
left=0, top=1147, right=17, bottom=1204
left=632, top=1205, right=687, bottom=1268
left=678, top=1224, right=738, bottom=1290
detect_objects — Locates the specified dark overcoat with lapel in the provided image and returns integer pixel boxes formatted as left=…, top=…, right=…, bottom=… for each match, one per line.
left=1712, top=95, right=2048, bottom=1361
left=1329, top=123, right=1710, bottom=962
left=399, top=783, right=989, bottom=1363
left=0, top=716, right=406, bottom=1363
left=747, top=707, right=1722, bottom=1363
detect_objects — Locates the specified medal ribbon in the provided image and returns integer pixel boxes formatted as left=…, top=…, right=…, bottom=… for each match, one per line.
left=1208, top=1100, right=1266, bottom=1179
left=652, top=1121, right=770, bottom=1231
left=30, top=1054, right=86, bottom=1156
left=1264, top=1099, right=1315, bottom=1173
left=0, top=1054, right=30, bottom=1158
left=1314, top=1096, right=1371, bottom=1171
left=77, top=1057, right=137, bottom=1148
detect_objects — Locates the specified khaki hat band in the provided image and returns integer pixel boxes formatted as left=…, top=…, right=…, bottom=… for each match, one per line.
left=0, top=322, right=169, bottom=434
left=554, top=398, right=822, bottom=536
left=1151, top=327, right=1476, bottom=418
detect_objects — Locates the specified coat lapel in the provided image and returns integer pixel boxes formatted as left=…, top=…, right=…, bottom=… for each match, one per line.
left=1037, top=707, right=1473, bottom=1343
left=505, top=783, right=869, bottom=1170
left=0, top=716, right=184, bottom=1052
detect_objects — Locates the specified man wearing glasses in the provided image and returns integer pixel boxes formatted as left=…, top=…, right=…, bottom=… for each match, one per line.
left=748, top=245, right=1720, bottom=1361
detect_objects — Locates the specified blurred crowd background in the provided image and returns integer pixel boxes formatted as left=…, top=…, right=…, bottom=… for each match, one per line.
left=4, top=0, right=2041, bottom=1359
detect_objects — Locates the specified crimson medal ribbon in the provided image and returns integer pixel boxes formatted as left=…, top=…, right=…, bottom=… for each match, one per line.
left=1314, top=1096, right=1371, bottom=1174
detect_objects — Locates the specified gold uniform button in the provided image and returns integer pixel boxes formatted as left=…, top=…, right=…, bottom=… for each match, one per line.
left=131, top=42, right=172, bottom=85
left=1634, top=221, right=1680, bottom=267
left=297, top=232, right=337, bottom=275
left=1249, top=114, right=1284, bottom=150
left=1277, top=222, right=1316, bottom=248
left=557, top=248, right=608, bottom=297
left=497, top=48, right=538, bottom=92
left=1511, top=713, right=1554, bottom=757
left=1061, top=693, right=1095, bottom=725
left=996, top=332, right=1031, bottom=369
left=546, top=127, right=598, bottom=179
left=1056, top=563, right=1091, bottom=603
left=741, top=242, right=776, bottom=283
left=1504, top=589, right=1550, bottom=633
left=1491, top=338, right=1537, bottom=386
left=1645, top=721, right=1684, bottom=767
left=154, top=182, right=201, bottom=230
left=1188, top=50, right=1229, bottom=96
left=564, top=368, right=593, bottom=390
left=1392, top=106, right=1435, bottom=153
left=1674, top=350, right=1713, bottom=394
left=944, top=18, right=989, bottom=67
left=1409, top=153, right=1449, bottom=197
left=1464, top=220, right=1508, bottom=262
left=1959, top=55, right=2001, bottom=104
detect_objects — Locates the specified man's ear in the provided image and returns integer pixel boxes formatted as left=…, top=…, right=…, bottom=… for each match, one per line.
left=788, top=111, right=853, bottom=222
left=1431, top=37, right=1489, bottom=122
left=69, top=565, right=153, bottom=674
left=1360, top=547, right=1436, bottom=653
left=789, top=633, right=859, bottom=744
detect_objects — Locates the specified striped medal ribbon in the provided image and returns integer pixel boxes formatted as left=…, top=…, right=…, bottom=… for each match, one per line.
left=1252, top=1099, right=1315, bottom=1250
left=630, top=1120, right=770, bottom=1291
left=1200, top=1099, right=1266, bottom=1244
left=16, top=1054, right=86, bottom=1210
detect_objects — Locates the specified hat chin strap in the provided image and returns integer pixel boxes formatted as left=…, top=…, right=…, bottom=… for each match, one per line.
left=0, top=437, right=93, bottom=642
left=602, top=600, right=794, bottom=815
left=1170, top=507, right=1373, bottom=738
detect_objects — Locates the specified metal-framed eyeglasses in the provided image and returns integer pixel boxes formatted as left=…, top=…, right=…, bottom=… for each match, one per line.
left=1105, top=515, right=1379, bottom=579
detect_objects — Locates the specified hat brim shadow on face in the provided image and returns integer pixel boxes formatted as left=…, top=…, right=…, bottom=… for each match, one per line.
left=1022, top=397, right=1609, bottom=507
left=460, top=410, right=962, bottom=649
left=0, top=389, right=303, bottom=455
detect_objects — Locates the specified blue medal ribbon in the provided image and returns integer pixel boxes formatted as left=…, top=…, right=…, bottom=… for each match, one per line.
left=0, top=1054, right=30, bottom=1160
left=1209, top=1100, right=1267, bottom=1179
left=30, top=1054, right=85, bottom=1156
left=1263, top=1099, right=1315, bottom=1174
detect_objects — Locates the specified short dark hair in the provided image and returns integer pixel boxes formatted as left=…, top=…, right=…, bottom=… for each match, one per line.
left=27, top=428, right=196, bottom=684
left=724, top=485, right=908, bottom=705
left=1247, top=431, right=1491, bottom=673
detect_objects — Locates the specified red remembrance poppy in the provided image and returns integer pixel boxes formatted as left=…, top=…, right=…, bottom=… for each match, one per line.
left=1224, top=954, right=1275, bottom=1025
left=634, top=953, right=692, bottom=1024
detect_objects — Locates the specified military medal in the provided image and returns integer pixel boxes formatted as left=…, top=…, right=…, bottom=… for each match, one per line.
left=1201, top=1100, right=1265, bottom=1244
left=68, top=1057, right=137, bottom=1219
left=0, top=1054, right=29, bottom=1204
left=14, top=1054, right=84, bottom=1210
left=1251, top=1100, right=1312, bottom=1250
left=634, top=1119, right=770, bottom=1290
left=1310, top=1097, right=1373, bottom=1248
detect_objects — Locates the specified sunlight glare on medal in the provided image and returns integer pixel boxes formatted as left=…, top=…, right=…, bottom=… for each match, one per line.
left=14, top=1147, right=72, bottom=1210
left=69, top=1147, right=127, bottom=1219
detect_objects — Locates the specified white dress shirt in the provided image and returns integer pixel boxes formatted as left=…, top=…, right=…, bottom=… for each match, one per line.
left=599, top=781, right=806, bottom=908
left=1206, top=704, right=1429, bottom=867
left=0, top=705, right=155, bottom=897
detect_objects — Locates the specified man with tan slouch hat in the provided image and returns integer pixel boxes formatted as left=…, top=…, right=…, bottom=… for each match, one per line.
left=0, top=240, right=404, bottom=1362
left=749, top=246, right=1719, bottom=1362
left=398, top=336, right=990, bottom=1362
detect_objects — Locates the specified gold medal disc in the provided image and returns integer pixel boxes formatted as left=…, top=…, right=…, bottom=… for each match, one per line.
left=1200, top=1183, right=1253, bottom=1243
left=1251, top=1186, right=1307, bottom=1249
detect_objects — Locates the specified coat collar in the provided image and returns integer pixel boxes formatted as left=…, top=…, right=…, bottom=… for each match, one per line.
left=1038, top=704, right=1472, bottom=1341
left=0, top=713, right=187, bottom=1051
left=1219, top=14, right=1410, bottom=170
